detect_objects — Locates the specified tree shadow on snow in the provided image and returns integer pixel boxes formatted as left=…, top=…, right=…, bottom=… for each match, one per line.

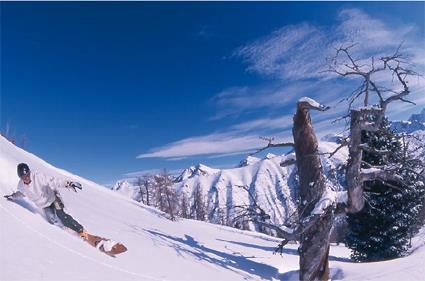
left=145, top=229, right=279, bottom=280
left=216, top=239, right=299, bottom=256
left=218, top=240, right=352, bottom=263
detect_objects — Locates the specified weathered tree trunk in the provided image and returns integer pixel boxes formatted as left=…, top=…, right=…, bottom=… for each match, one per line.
left=346, top=108, right=392, bottom=214
left=293, top=101, right=333, bottom=281
left=346, top=110, right=365, bottom=213
left=144, top=176, right=151, bottom=206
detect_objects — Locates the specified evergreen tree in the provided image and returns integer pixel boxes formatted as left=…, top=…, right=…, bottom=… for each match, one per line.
left=346, top=120, right=425, bottom=262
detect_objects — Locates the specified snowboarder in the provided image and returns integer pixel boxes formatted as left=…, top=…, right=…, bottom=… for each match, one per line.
left=4, top=163, right=90, bottom=239
left=4, top=163, right=127, bottom=256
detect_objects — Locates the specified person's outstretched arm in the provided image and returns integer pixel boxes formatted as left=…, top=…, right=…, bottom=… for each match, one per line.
left=4, top=191, right=24, bottom=201
left=44, top=174, right=82, bottom=192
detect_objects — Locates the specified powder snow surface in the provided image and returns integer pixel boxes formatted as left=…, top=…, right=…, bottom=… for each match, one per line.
left=0, top=135, right=423, bottom=281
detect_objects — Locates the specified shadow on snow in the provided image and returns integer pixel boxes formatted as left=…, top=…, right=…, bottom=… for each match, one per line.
left=145, top=229, right=279, bottom=280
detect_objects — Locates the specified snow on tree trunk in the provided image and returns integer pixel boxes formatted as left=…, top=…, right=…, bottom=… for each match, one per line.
left=293, top=100, right=333, bottom=281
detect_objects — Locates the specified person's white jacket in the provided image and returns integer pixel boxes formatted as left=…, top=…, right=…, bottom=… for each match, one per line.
left=16, top=172, right=68, bottom=208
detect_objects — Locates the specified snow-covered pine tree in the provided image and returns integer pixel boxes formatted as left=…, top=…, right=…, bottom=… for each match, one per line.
left=346, top=120, right=425, bottom=261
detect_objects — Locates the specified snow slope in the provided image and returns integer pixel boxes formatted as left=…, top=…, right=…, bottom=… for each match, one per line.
left=0, top=135, right=294, bottom=281
left=330, top=226, right=425, bottom=281
left=1, top=135, right=424, bottom=281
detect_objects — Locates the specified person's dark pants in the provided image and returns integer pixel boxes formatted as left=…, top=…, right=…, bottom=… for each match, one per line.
left=43, top=193, right=84, bottom=234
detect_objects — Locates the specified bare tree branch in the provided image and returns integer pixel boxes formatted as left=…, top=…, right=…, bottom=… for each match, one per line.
left=323, top=137, right=349, bottom=158
left=328, top=43, right=422, bottom=214
left=280, top=158, right=297, bottom=167
left=360, top=167, right=403, bottom=183
left=249, top=136, right=294, bottom=156
left=359, top=143, right=392, bottom=155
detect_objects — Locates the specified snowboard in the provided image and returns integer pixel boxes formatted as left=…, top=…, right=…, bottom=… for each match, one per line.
left=83, top=232, right=127, bottom=257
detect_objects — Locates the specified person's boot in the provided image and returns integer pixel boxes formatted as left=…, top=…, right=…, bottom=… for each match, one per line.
left=79, top=230, right=104, bottom=247
left=79, top=230, right=90, bottom=240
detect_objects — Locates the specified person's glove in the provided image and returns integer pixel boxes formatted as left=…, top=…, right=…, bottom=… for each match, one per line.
left=4, top=194, right=14, bottom=201
left=65, top=181, right=83, bottom=192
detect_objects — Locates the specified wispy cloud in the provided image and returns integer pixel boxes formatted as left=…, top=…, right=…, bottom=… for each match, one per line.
left=218, top=8, right=424, bottom=119
left=211, top=79, right=353, bottom=120
left=137, top=132, right=268, bottom=159
left=124, top=168, right=183, bottom=178
left=229, top=114, right=294, bottom=132
left=210, top=82, right=312, bottom=119
left=235, top=23, right=330, bottom=81
left=136, top=108, right=351, bottom=160
left=334, top=9, right=415, bottom=54
left=235, top=8, right=418, bottom=82
left=138, top=8, right=423, bottom=160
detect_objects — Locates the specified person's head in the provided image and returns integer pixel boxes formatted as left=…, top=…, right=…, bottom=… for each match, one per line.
left=17, top=163, right=31, bottom=184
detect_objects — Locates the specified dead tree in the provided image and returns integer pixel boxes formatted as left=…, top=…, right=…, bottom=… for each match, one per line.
left=245, top=99, right=341, bottom=281
left=135, top=177, right=146, bottom=204
left=327, top=44, right=421, bottom=213
left=236, top=43, right=420, bottom=281
left=191, top=183, right=206, bottom=221
left=230, top=184, right=274, bottom=233
left=142, top=174, right=152, bottom=206
left=153, top=170, right=178, bottom=220
left=134, top=175, right=153, bottom=205
left=293, top=99, right=333, bottom=281
left=180, top=192, right=190, bottom=219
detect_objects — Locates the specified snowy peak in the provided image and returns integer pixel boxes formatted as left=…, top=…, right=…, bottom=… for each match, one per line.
left=112, top=180, right=133, bottom=191
left=237, top=155, right=261, bottom=167
left=175, top=163, right=220, bottom=182
left=264, top=153, right=277, bottom=160
left=175, top=153, right=298, bottom=234
left=112, top=179, right=143, bottom=201
left=391, top=108, right=425, bottom=133
left=409, top=108, right=425, bottom=123
left=173, top=139, right=348, bottom=234
left=321, top=134, right=345, bottom=144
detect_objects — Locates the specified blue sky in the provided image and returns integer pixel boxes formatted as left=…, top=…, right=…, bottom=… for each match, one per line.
left=1, top=2, right=424, bottom=185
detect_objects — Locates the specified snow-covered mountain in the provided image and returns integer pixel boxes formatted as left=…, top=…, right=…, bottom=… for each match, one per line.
left=173, top=139, right=348, bottom=233
left=176, top=154, right=299, bottom=232
left=237, top=155, right=261, bottom=167
left=391, top=108, right=425, bottom=133
left=391, top=108, right=425, bottom=160
left=112, top=180, right=143, bottom=202
left=112, top=110, right=425, bottom=236
left=174, top=163, right=220, bottom=182
left=113, top=138, right=348, bottom=234
left=1, top=135, right=425, bottom=280
left=111, top=136, right=350, bottom=234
